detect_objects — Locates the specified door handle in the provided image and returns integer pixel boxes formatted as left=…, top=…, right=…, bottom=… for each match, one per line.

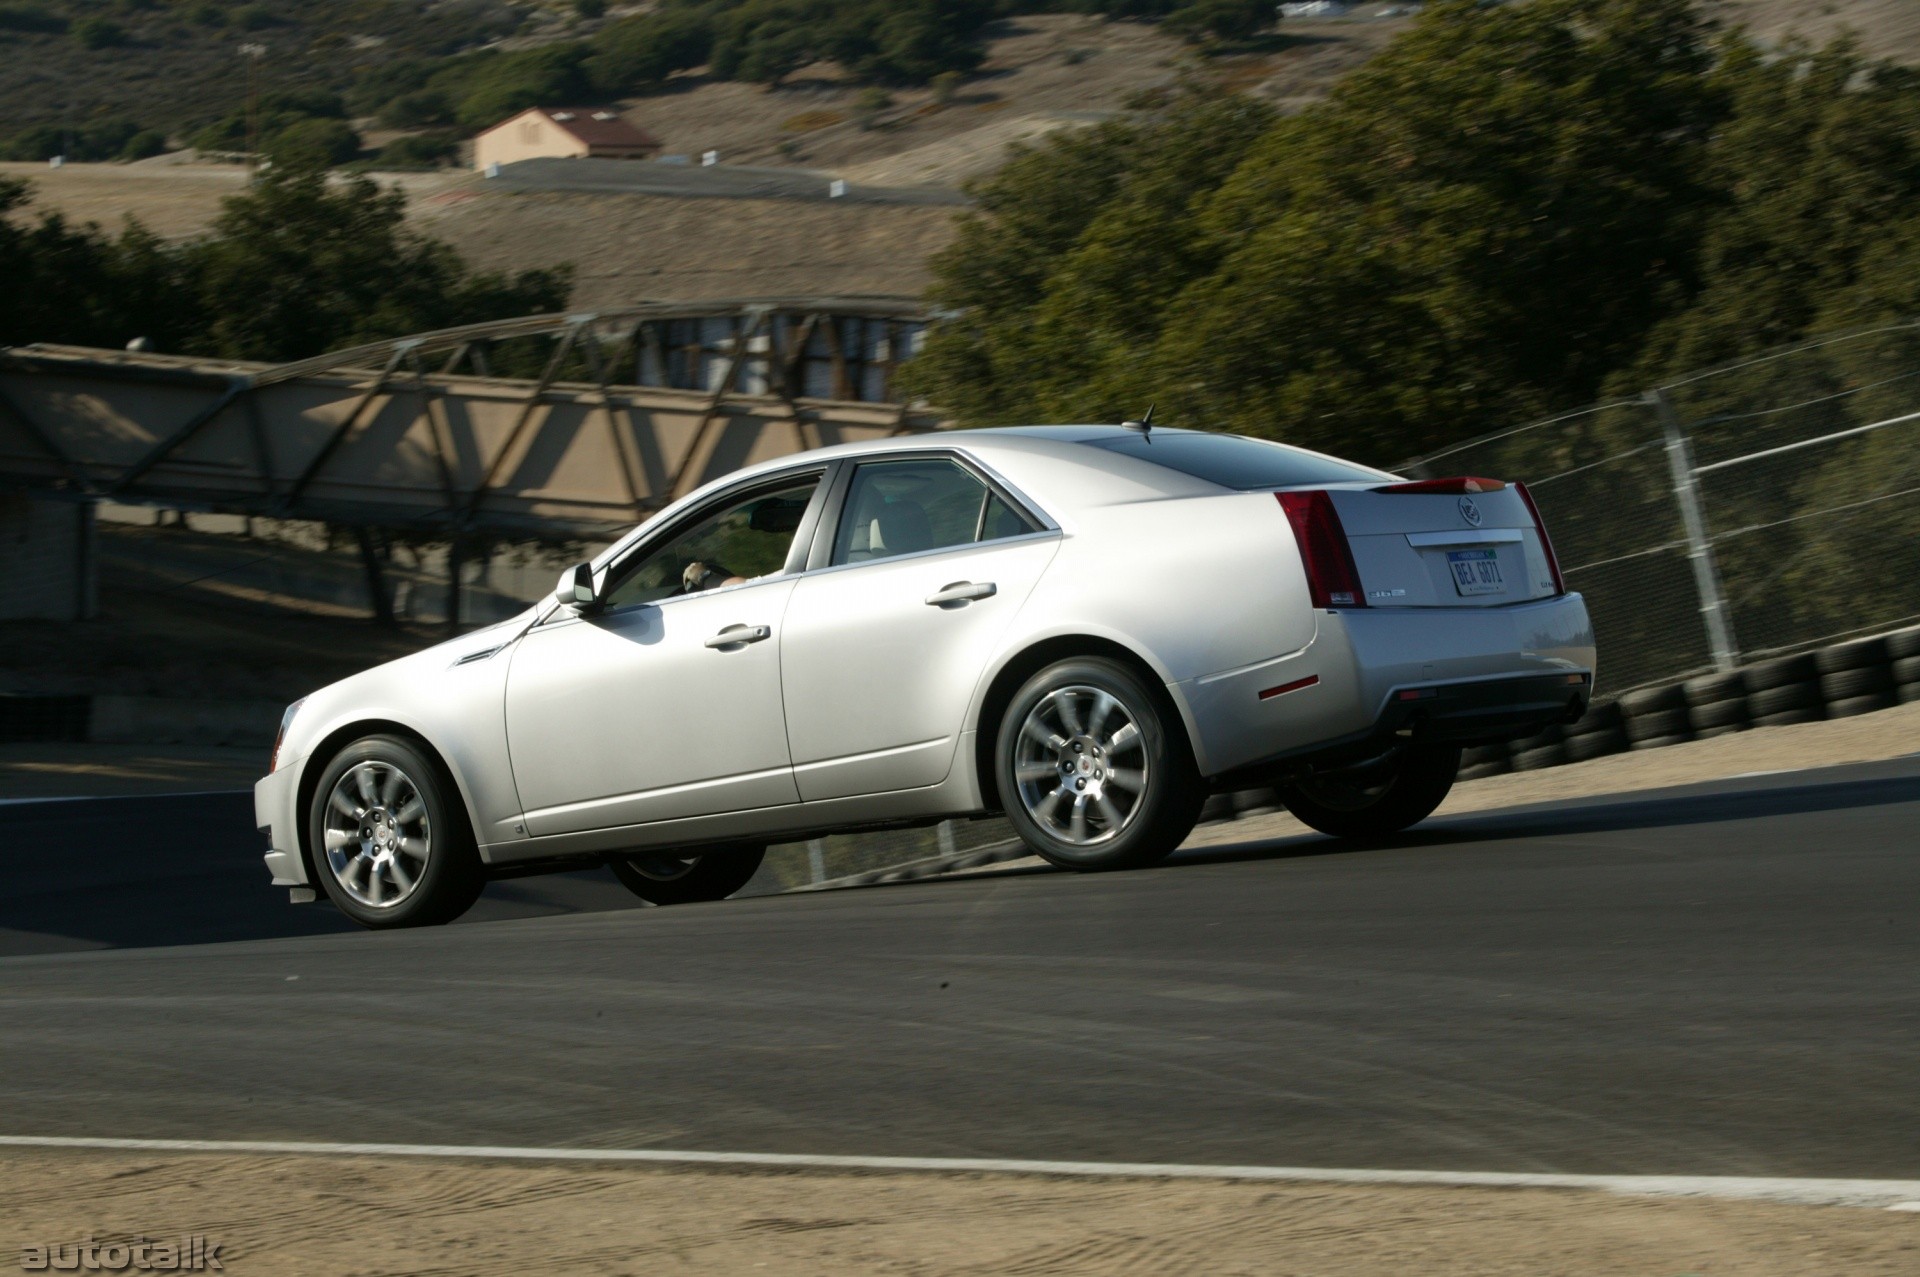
left=925, top=581, right=997, bottom=607
left=706, top=624, right=771, bottom=649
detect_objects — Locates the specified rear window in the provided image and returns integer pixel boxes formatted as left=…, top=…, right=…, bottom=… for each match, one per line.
left=1083, top=432, right=1389, bottom=490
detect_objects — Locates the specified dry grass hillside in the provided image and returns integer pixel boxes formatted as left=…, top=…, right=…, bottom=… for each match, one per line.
left=6, top=5, right=1919, bottom=311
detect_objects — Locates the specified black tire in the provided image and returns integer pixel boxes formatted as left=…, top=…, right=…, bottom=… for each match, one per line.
left=1749, top=682, right=1821, bottom=717
left=1825, top=692, right=1897, bottom=720
left=1626, top=707, right=1692, bottom=744
left=1894, top=655, right=1920, bottom=688
left=1459, top=742, right=1511, bottom=779
left=1753, top=707, right=1825, bottom=729
left=1565, top=730, right=1628, bottom=762
left=1815, top=636, right=1890, bottom=675
left=1683, top=671, right=1747, bottom=706
left=609, top=845, right=765, bottom=904
left=1277, top=743, right=1462, bottom=840
left=996, top=657, right=1205, bottom=871
left=1820, top=666, right=1894, bottom=701
left=1511, top=743, right=1567, bottom=771
left=1690, top=698, right=1750, bottom=732
left=1746, top=653, right=1819, bottom=692
left=1887, top=628, right=1920, bottom=662
left=307, top=734, right=484, bottom=929
left=1631, top=734, right=1691, bottom=751
left=1620, top=683, right=1686, bottom=716
left=1901, top=681, right=1920, bottom=705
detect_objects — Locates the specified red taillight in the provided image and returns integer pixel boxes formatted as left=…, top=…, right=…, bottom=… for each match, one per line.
left=1276, top=491, right=1366, bottom=609
left=1514, top=481, right=1566, bottom=595
left=1373, top=476, right=1508, bottom=494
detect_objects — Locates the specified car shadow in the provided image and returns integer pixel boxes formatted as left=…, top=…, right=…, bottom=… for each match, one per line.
left=0, top=792, right=644, bottom=957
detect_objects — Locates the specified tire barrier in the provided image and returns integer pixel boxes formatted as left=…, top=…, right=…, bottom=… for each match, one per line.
left=1816, top=636, right=1898, bottom=719
left=1197, top=624, right=1919, bottom=827
left=1621, top=683, right=1693, bottom=750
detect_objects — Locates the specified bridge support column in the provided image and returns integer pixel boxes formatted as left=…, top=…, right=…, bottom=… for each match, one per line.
left=0, top=493, right=96, bottom=621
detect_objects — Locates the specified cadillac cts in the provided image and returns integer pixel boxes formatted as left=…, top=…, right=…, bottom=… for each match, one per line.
left=257, top=426, right=1596, bottom=928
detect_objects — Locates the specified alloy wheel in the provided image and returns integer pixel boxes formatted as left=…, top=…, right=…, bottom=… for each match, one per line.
left=1013, top=684, right=1149, bottom=846
left=322, top=761, right=433, bottom=909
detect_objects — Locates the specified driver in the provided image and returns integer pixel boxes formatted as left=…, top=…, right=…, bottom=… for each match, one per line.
left=681, top=560, right=747, bottom=594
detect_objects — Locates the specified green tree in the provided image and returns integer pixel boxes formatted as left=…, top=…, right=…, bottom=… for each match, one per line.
left=71, top=16, right=128, bottom=48
left=184, top=169, right=570, bottom=361
left=910, top=0, right=1723, bottom=466
left=1163, top=0, right=1274, bottom=44
left=263, top=118, right=360, bottom=172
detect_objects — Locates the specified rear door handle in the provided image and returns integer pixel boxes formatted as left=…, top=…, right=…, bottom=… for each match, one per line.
left=925, top=581, right=997, bottom=607
left=706, top=624, right=771, bottom=649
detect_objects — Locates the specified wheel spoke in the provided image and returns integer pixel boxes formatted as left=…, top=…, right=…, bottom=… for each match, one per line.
left=1034, top=786, right=1068, bottom=822
left=1105, top=766, right=1143, bottom=794
left=1087, top=692, right=1117, bottom=741
left=1092, top=792, right=1124, bottom=829
left=386, top=854, right=414, bottom=894
left=1015, top=761, right=1059, bottom=784
left=365, top=864, right=384, bottom=905
left=396, top=835, right=428, bottom=861
left=1068, top=792, right=1089, bottom=842
left=1022, top=718, right=1067, bottom=752
left=324, top=828, right=359, bottom=852
left=355, top=765, right=380, bottom=809
left=380, top=766, right=405, bottom=808
left=1105, top=722, right=1140, bottom=755
left=330, top=788, right=362, bottom=819
left=393, top=797, right=425, bottom=826
left=1055, top=692, right=1085, bottom=737
left=341, top=856, right=368, bottom=888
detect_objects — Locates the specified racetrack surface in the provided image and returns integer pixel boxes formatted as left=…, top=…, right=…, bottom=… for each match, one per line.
left=0, top=758, right=1914, bottom=1180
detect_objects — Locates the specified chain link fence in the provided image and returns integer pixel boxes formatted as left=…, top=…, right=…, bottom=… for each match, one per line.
left=1401, top=321, right=1920, bottom=694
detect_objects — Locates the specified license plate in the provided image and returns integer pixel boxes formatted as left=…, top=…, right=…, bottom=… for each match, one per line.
left=1447, top=548, right=1507, bottom=596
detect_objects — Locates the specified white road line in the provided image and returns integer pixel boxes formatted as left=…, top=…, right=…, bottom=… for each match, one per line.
left=0, top=1136, right=1915, bottom=1210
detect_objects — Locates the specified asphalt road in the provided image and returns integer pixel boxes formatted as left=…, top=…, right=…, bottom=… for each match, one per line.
left=1, top=758, right=1915, bottom=1178
left=486, top=156, right=971, bottom=206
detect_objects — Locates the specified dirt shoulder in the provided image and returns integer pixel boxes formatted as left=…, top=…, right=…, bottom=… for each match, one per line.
left=1185, top=700, right=1920, bottom=851
left=0, top=1149, right=1913, bottom=1276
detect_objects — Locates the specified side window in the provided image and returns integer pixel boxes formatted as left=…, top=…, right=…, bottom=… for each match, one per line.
left=601, top=477, right=819, bottom=609
left=830, top=458, right=1037, bottom=567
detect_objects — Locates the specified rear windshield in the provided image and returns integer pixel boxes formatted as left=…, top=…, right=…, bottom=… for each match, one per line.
left=1083, top=432, right=1389, bottom=490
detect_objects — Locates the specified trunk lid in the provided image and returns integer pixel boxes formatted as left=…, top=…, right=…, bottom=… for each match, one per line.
left=1321, top=481, right=1562, bottom=608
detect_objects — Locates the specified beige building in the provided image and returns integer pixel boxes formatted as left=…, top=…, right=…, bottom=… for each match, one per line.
left=472, top=107, right=663, bottom=172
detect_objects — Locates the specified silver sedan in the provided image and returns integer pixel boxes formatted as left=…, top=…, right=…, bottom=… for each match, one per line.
left=256, top=426, right=1596, bottom=927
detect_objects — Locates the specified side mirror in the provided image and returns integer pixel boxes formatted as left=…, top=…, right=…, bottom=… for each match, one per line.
left=554, top=562, right=598, bottom=609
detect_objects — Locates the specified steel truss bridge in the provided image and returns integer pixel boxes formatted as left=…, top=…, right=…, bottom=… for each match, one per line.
left=0, top=298, right=944, bottom=541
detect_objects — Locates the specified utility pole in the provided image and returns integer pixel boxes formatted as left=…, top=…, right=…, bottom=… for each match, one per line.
left=240, top=42, right=267, bottom=175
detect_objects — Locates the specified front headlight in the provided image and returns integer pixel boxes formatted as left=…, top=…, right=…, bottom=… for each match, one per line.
left=270, top=697, right=306, bottom=773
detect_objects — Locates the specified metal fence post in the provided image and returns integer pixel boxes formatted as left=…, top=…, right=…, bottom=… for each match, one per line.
left=1646, top=388, right=1740, bottom=672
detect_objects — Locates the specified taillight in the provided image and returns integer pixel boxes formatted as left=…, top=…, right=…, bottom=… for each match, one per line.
left=1373, top=476, right=1507, bottom=494
left=1276, top=491, right=1366, bottom=609
left=1514, top=481, right=1566, bottom=595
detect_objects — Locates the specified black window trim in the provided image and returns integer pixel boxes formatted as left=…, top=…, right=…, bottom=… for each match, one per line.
left=580, top=462, right=839, bottom=619
left=805, top=448, right=1057, bottom=574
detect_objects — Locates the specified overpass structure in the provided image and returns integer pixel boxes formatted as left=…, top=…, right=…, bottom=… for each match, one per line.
left=0, top=297, right=943, bottom=538
left=0, top=297, right=945, bottom=621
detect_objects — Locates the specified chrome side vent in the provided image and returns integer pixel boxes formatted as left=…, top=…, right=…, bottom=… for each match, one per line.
left=451, top=644, right=507, bottom=668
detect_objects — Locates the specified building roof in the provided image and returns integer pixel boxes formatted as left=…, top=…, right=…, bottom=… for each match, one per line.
left=505, top=107, right=661, bottom=151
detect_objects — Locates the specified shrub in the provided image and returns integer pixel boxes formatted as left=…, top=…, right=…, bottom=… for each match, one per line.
left=72, top=16, right=130, bottom=48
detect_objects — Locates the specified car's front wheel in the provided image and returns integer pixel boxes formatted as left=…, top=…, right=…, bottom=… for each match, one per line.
left=308, top=734, right=485, bottom=928
left=997, top=656, right=1205, bottom=871
left=1277, top=743, right=1462, bottom=840
left=609, top=846, right=766, bottom=904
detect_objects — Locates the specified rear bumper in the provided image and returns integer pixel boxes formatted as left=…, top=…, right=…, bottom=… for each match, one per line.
left=254, top=759, right=308, bottom=887
left=1174, top=592, right=1595, bottom=776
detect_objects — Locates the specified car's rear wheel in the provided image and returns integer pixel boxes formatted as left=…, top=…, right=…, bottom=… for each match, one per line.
left=997, top=656, right=1205, bottom=871
left=1277, top=743, right=1462, bottom=840
left=609, top=846, right=766, bottom=904
left=308, top=734, right=484, bottom=929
